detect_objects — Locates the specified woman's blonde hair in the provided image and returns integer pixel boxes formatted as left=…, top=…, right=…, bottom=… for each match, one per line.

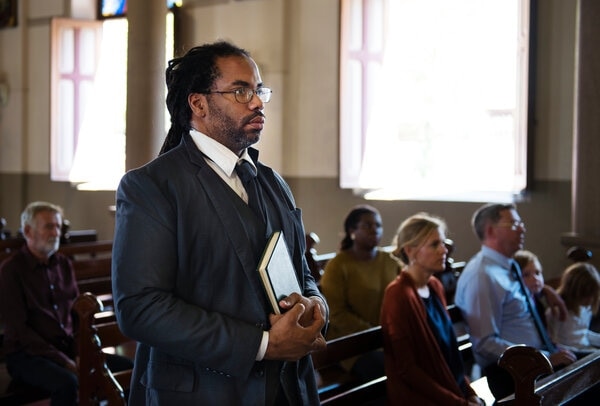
left=391, top=212, right=446, bottom=266
left=558, top=262, right=600, bottom=315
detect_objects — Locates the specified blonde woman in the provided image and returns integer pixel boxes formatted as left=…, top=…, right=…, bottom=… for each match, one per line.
left=380, top=213, right=482, bottom=405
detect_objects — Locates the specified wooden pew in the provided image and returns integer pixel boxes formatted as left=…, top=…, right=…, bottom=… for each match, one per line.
left=0, top=237, right=25, bottom=263
left=60, top=219, right=98, bottom=245
left=73, top=292, right=135, bottom=406
left=305, top=232, right=324, bottom=282
left=0, top=231, right=99, bottom=264
left=60, top=240, right=114, bottom=306
left=311, top=326, right=385, bottom=405
left=0, top=217, right=9, bottom=239
left=497, top=345, right=600, bottom=405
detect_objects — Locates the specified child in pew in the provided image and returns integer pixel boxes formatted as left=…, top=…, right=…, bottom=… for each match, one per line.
left=546, top=262, right=600, bottom=353
left=380, top=213, right=484, bottom=405
left=514, top=249, right=572, bottom=328
left=514, top=250, right=549, bottom=328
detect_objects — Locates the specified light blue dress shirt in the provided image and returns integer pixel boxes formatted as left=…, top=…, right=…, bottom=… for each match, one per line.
left=455, top=246, right=545, bottom=368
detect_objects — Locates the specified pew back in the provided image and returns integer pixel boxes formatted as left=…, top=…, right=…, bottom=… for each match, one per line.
left=60, top=240, right=114, bottom=304
left=497, top=345, right=600, bottom=405
left=0, top=238, right=25, bottom=263
left=311, top=326, right=385, bottom=404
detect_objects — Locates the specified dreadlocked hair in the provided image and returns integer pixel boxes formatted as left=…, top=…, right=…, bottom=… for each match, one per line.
left=159, top=41, right=251, bottom=155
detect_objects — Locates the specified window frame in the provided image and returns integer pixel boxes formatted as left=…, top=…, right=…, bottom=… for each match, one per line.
left=339, top=0, right=537, bottom=202
left=50, top=18, right=103, bottom=182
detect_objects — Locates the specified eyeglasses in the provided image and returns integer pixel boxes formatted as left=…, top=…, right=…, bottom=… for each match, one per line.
left=203, top=87, right=272, bottom=104
left=495, top=220, right=526, bottom=231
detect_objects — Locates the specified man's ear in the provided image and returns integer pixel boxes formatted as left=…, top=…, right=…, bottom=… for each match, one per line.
left=188, top=93, right=206, bottom=116
left=23, top=224, right=32, bottom=239
left=484, top=222, right=496, bottom=240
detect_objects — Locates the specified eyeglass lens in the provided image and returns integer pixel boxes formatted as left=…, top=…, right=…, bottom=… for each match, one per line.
left=236, top=88, right=271, bottom=103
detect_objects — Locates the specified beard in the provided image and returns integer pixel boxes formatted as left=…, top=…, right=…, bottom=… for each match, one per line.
left=207, top=101, right=263, bottom=152
left=34, top=238, right=60, bottom=258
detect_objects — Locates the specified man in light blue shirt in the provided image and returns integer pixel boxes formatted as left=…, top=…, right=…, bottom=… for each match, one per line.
left=455, top=203, right=576, bottom=400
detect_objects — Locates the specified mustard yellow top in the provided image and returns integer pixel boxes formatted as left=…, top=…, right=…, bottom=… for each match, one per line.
left=320, top=248, right=399, bottom=339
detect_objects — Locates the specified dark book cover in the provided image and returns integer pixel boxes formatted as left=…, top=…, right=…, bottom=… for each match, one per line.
left=257, top=231, right=302, bottom=314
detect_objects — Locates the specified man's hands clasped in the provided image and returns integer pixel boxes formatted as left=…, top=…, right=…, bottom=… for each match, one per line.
left=264, top=293, right=327, bottom=361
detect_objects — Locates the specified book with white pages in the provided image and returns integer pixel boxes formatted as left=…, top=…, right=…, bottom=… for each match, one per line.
left=257, top=230, right=302, bottom=314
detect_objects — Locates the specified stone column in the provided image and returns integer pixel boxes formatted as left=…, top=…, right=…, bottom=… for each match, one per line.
left=124, top=0, right=166, bottom=170
left=562, top=0, right=600, bottom=251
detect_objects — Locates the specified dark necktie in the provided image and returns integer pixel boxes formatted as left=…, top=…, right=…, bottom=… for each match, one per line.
left=235, top=160, right=267, bottom=225
left=511, top=262, right=556, bottom=353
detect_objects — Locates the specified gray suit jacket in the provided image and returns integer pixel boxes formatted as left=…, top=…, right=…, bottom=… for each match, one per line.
left=112, top=134, right=325, bottom=405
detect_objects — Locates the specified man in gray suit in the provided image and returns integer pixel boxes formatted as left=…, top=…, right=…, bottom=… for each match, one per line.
left=112, top=41, right=328, bottom=405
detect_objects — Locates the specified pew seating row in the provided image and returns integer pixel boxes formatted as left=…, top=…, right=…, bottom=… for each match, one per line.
left=1, top=234, right=598, bottom=405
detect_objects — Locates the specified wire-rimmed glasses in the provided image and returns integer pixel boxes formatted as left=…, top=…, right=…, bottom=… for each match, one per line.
left=204, top=87, right=272, bottom=104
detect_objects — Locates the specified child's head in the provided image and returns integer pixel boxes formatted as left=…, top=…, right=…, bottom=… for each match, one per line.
left=514, top=250, right=544, bottom=296
left=558, top=262, right=600, bottom=315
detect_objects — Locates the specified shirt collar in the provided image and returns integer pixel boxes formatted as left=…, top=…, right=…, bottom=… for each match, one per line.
left=189, top=128, right=256, bottom=176
left=21, top=244, right=58, bottom=268
left=481, top=245, right=513, bottom=270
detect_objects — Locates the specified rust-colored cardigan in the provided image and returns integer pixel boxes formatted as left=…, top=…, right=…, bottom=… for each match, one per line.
left=380, top=272, right=477, bottom=405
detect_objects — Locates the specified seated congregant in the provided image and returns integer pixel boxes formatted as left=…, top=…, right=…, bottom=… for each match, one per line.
left=381, top=212, right=483, bottom=405
left=319, top=204, right=399, bottom=382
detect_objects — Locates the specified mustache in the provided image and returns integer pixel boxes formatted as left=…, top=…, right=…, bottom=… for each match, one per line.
left=244, top=111, right=266, bottom=124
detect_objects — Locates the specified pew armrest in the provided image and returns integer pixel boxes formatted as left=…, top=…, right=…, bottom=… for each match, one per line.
left=73, top=292, right=131, bottom=406
left=498, top=345, right=600, bottom=405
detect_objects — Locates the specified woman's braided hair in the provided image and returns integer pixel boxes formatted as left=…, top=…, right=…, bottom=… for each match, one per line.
left=159, top=41, right=251, bottom=155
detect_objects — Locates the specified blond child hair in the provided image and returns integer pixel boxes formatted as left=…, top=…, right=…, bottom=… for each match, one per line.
left=557, top=262, right=600, bottom=316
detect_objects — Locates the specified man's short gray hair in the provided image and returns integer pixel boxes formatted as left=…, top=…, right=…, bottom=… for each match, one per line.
left=472, top=203, right=516, bottom=241
left=21, top=201, right=64, bottom=230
